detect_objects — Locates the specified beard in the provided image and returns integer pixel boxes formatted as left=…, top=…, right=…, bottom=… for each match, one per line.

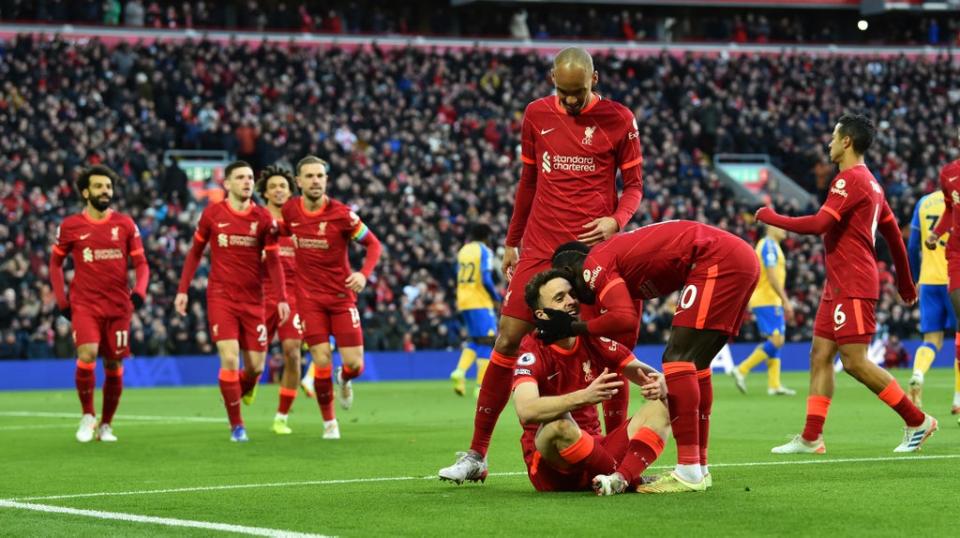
left=90, top=195, right=112, bottom=212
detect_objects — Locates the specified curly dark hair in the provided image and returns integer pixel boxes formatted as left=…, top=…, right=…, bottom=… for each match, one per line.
left=256, top=165, right=297, bottom=198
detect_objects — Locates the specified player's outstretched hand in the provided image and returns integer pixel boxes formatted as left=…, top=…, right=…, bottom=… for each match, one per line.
left=754, top=206, right=775, bottom=224
left=502, top=246, right=519, bottom=283
left=174, top=293, right=188, bottom=316
left=638, top=372, right=666, bottom=401
left=130, top=292, right=145, bottom=310
left=578, top=216, right=618, bottom=246
left=58, top=305, right=71, bottom=321
left=345, top=272, right=367, bottom=293
left=898, top=281, right=918, bottom=306
left=277, top=301, right=291, bottom=325
left=783, top=301, right=795, bottom=325
left=534, top=308, right=575, bottom=344
left=924, top=233, right=940, bottom=251
left=579, top=368, right=623, bottom=405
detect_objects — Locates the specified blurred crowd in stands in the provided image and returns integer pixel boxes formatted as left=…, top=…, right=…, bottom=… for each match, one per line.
left=0, top=32, right=954, bottom=358
left=0, top=0, right=958, bottom=46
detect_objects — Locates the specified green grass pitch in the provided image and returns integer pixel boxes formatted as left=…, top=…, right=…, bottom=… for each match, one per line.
left=0, top=369, right=956, bottom=537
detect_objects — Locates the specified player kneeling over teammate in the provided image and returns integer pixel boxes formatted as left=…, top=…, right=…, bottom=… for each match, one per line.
left=546, top=221, right=761, bottom=492
left=50, top=165, right=150, bottom=442
left=512, top=270, right=669, bottom=495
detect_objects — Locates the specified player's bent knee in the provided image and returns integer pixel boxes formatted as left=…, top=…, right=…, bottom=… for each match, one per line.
left=769, top=334, right=785, bottom=348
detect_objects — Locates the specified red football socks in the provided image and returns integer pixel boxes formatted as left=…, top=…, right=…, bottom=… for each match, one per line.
left=663, top=361, right=700, bottom=465
left=602, top=373, right=629, bottom=433
left=239, top=370, right=259, bottom=397
left=218, top=368, right=243, bottom=428
left=314, top=365, right=335, bottom=421
left=75, top=359, right=96, bottom=416
left=277, top=387, right=297, bottom=415
left=101, top=366, right=124, bottom=425
left=878, top=379, right=925, bottom=427
left=341, top=363, right=364, bottom=382
left=697, top=368, right=713, bottom=466
left=469, top=350, right=516, bottom=457
left=617, top=427, right=665, bottom=485
left=559, top=430, right=616, bottom=476
left=802, top=395, right=831, bottom=441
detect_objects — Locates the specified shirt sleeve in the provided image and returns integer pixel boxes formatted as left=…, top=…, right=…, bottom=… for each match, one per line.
left=615, top=112, right=643, bottom=172
left=593, top=336, right=634, bottom=374
left=195, top=206, right=213, bottom=243
left=52, top=220, right=74, bottom=258
left=127, top=218, right=145, bottom=257
left=348, top=211, right=371, bottom=242
left=760, top=239, right=779, bottom=268
left=512, top=340, right=543, bottom=389
left=821, top=174, right=858, bottom=221
left=519, top=108, right=536, bottom=166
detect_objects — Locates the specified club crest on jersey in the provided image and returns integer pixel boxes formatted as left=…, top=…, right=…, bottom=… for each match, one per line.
left=111, top=226, right=119, bottom=241
left=582, top=360, right=594, bottom=382
left=218, top=233, right=228, bottom=247
left=82, top=247, right=93, bottom=263
left=318, top=221, right=328, bottom=235
left=582, top=126, right=596, bottom=145
left=249, top=221, right=258, bottom=235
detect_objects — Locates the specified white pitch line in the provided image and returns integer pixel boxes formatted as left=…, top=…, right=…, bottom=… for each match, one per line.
left=10, top=453, right=958, bottom=502
left=0, top=500, right=330, bottom=538
left=0, top=411, right=223, bottom=423
left=0, top=420, right=213, bottom=432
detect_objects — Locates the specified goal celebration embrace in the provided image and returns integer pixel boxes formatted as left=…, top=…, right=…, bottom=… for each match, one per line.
left=4, top=13, right=960, bottom=534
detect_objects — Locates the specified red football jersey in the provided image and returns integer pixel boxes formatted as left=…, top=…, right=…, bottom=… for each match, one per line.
left=281, top=196, right=371, bottom=303
left=938, top=159, right=960, bottom=255
left=53, top=209, right=143, bottom=317
left=581, top=221, right=740, bottom=300
left=820, top=164, right=894, bottom=300
left=263, top=233, right=296, bottom=305
left=512, top=334, right=635, bottom=465
left=507, top=94, right=643, bottom=259
left=191, top=200, right=279, bottom=305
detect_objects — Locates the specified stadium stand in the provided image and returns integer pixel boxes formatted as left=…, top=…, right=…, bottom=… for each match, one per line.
left=0, top=31, right=952, bottom=357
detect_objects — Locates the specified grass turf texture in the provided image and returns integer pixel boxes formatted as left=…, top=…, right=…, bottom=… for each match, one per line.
left=0, top=369, right=956, bottom=537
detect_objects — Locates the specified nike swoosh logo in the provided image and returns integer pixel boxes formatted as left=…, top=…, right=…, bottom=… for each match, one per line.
left=290, top=222, right=301, bottom=227
left=834, top=324, right=846, bottom=331
left=547, top=372, right=560, bottom=380
left=540, top=128, right=556, bottom=135
left=79, top=233, right=91, bottom=240
left=948, top=176, right=959, bottom=183
left=217, top=223, right=230, bottom=228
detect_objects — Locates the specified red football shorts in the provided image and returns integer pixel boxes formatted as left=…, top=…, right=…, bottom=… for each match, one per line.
left=72, top=310, right=132, bottom=361
left=947, top=252, right=960, bottom=293
left=525, top=421, right=631, bottom=492
left=207, top=298, right=267, bottom=352
left=671, top=239, right=760, bottom=335
left=501, top=257, right=552, bottom=324
left=813, top=294, right=876, bottom=345
left=264, top=297, right=302, bottom=343
left=299, top=299, right=363, bottom=348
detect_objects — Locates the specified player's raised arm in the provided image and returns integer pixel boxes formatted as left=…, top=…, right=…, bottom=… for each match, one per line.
left=175, top=210, right=212, bottom=316
left=877, top=202, right=918, bottom=304
left=49, top=223, right=73, bottom=318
